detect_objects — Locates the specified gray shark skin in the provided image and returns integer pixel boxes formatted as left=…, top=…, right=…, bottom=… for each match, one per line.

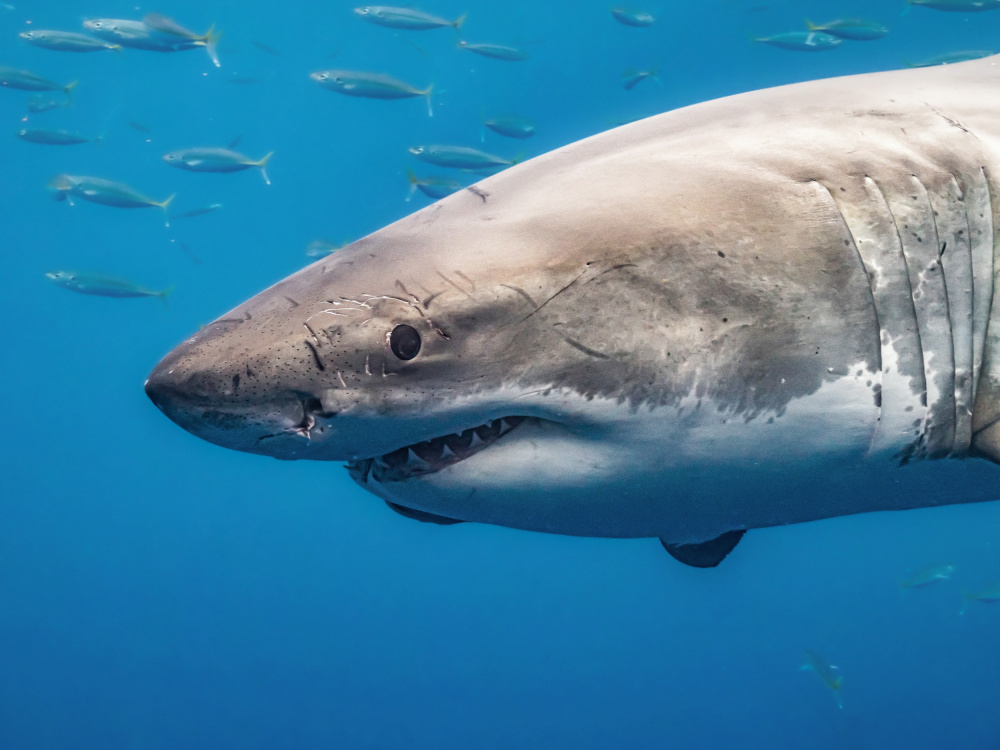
left=146, top=56, right=1000, bottom=559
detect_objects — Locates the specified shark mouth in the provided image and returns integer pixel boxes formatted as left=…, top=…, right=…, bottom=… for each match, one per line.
left=346, top=416, right=528, bottom=484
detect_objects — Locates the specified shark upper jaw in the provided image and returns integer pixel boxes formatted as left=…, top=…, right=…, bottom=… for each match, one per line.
left=345, top=415, right=531, bottom=485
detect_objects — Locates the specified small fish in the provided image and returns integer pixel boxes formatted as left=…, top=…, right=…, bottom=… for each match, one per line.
left=128, top=121, right=152, bottom=134
left=251, top=40, right=281, bottom=57
left=49, top=174, right=174, bottom=226
left=17, top=128, right=102, bottom=146
left=905, top=50, right=995, bottom=67
left=175, top=203, right=223, bottom=219
left=457, top=41, right=527, bottom=61
left=305, top=239, right=349, bottom=257
left=0, top=66, right=76, bottom=93
left=354, top=6, right=466, bottom=30
left=482, top=114, right=536, bottom=140
left=906, top=0, right=1000, bottom=10
left=800, top=650, right=843, bottom=709
left=311, top=70, right=434, bottom=116
left=406, top=170, right=462, bottom=200
left=611, top=8, right=655, bottom=27
left=46, top=270, right=173, bottom=301
left=960, top=581, right=1000, bottom=614
left=83, top=17, right=220, bottom=67
left=20, top=30, right=122, bottom=52
left=409, top=144, right=520, bottom=171
left=805, top=19, right=888, bottom=41
left=622, top=67, right=661, bottom=90
left=27, top=95, right=71, bottom=113
left=900, top=564, right=956, bottom=590
left=163, top=148, right=273, bottom=184
left=754, top=31, right=842, bottom=51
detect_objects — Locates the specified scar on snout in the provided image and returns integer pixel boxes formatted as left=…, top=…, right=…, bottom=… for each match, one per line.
left=501, top=284, right=537, bottom=308
left=559, top=334, right=610, bottom=360
left=466, top=186, right=489, bottom=203
left=304, top=340, right=325, bottom=371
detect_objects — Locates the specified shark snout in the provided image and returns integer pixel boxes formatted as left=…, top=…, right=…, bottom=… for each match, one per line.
left=144, top=343, right=313, bottom=458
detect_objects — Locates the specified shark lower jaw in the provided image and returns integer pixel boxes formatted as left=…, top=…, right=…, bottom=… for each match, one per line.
left=346, top=415, right=532, bottom=484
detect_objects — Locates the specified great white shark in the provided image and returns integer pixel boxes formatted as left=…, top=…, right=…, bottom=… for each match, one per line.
left=146, top=56, right=1000, bottom=567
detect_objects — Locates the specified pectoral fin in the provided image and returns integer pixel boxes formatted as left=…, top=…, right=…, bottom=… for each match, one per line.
left=660, top=529, right=746, bottom=568
left=385, top=501, right=464, bottom=525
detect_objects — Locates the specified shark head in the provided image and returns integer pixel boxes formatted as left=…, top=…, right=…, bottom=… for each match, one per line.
left=146, top=92, right=904, bottom=541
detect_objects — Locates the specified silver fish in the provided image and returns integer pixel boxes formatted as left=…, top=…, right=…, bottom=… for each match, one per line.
left=163, top=148, right=272, bottom=184
left=19, top=30, right=121, bottom=52
left=353, top=6, right=466, bottom=30
left=408, top=144, right=519, bottom=170
left=0, top=66, right=76, bottom=93
left=49, top=174, right=174, bottom=226
left=17, top=128, right=102, bottom=146
left=310, top=70, right=433, bottom=116
left=457, top=41, right=527, bottom=61
left=83, top=16, right=220, bottom=67
left=46, top=270, right=173, bottom=301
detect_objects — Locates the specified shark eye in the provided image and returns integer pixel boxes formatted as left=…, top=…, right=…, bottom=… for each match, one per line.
left=389, top=324, right=421, bottom=360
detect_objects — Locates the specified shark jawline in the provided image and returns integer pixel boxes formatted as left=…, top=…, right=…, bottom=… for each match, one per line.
left=346, top=415, right=530, bottom=484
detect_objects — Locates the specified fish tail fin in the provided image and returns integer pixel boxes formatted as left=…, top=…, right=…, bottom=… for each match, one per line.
left=158, top=194, right=175, bottom=226
left=157, top=285, right=176, bottom=307
left=903, top=58, right=916, bottom=67
left=94, top=132, right=106, bottom=146
left=832, top=680, right=843, bottom=709
left=960, top=592, right=974, bottom=615
left=650, top=66, right=663, bottom=86
left=111, top=44, right=123, bottom=54
left=422, top=84, right=433, bottom=117
left=204, top=25, right=221, bottom=67
left=512, top=151, right=526, bottom=165
left=63, top=80, right=78, bottom=98
left=405, top=169, right=418, bottom=202
left=255, top=152, right=273, bottom=185
left=805, top=19, right=819, bottom=31
left=453, top=12, right=467, bottom=29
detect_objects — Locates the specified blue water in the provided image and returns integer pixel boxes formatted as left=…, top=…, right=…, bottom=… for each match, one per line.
left=3, top=1, right=1000, bottom=747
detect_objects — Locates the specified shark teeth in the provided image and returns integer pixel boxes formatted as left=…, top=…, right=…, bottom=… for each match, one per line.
left=345, top=416, right=528, bottom=484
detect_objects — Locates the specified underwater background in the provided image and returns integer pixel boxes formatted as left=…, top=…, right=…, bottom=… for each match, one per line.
left=2, top=0, right=1000, bottom=747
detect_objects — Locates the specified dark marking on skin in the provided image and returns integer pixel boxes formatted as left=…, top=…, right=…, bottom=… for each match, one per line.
left=212, top=318, right=245, bottom=326
left=927, top=105, right=971, bottom=134
left=232, top=373, right=240, bottom=390
left=501, top=284, right=538, bottom=308
left=284, top=296, right=300, bottom=309
left=560, top=334, right=611, bottom=360
left=939, top=241, right=947, bottom=257
left=244, top=312, right=252, bottom=321
left=395, top=281, right=423, bottom=308
left=518, top=268, right=588, bottom=323
left=466, top=186, right=489, bottom=203
left=455, top=271, right=476, bottom=291
left=304, top=340, right=325, bottom=371
left=972, top=415, right=1000, bottom=438
left=718, top=251, right=726, bottom=258
left=436, top=271, right=473, bottom=297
